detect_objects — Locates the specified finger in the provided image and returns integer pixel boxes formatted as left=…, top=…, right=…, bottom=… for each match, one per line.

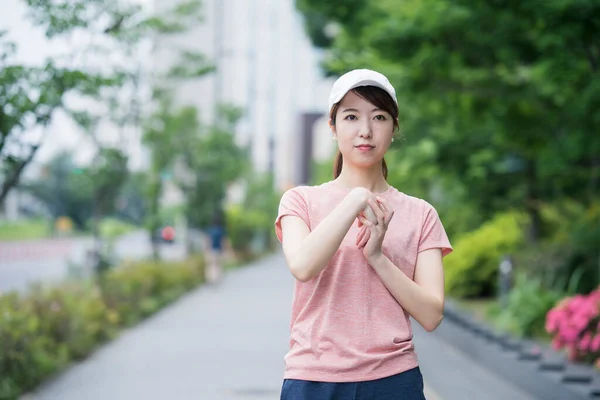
left=385, top=210, right=395, bottom=226
left=356, top=226, right=366, bottom=245
left=369, top=199, right=385, bottom=226
left=376, top=197, right=387, bottom=213
left=358, top=216, right=375, bottom=227
left=358, top=229, right=371, bottom=248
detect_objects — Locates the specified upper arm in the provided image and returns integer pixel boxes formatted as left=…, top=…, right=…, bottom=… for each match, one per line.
left=274, top=187, right=311, bottom=257
left=414, top=248, right=445, bottom=303
left=279, top=215, right=310, bottom=257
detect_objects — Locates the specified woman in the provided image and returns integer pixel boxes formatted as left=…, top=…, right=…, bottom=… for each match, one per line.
left=206, top=214, right=227, bottom=284
left=274, top=69, right=453, bottom=399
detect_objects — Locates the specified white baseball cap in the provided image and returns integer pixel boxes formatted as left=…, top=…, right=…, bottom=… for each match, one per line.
left=328, top=69, right=398, bottom=113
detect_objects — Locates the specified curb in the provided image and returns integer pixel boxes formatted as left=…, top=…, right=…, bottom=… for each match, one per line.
left=435, top=299, right=600, bottom=400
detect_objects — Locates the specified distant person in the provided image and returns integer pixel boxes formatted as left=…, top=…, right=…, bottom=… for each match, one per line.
left=206, top=215, right=226, bottom=284
left=275, top=69, right=453, bottom=399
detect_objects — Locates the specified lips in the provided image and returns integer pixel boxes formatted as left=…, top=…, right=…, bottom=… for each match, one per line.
left=355, top=145, right=374, bottom=149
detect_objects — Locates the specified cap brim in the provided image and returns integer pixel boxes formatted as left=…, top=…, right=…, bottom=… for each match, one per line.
left=329, top=79, right=397, bottom=110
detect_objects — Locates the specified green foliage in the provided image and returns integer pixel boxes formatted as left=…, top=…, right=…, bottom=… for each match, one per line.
left=0, top=219, right=50, bottom=241
left=296, top=0, right=600, bottom=243
left=0, top=255, right=204, bottom=399
left=225, top=205, right=268, bottom=256
left=225, top=172, right=281, bottom=257
left=516, top=201, right=600, bottom=294
left=98, top=218, right=136, bottom=240
left=489, top=273, right=565, bottom=339
left=1, top=0, right=209, bottom=207
left=445, top=211, right=528, bottom=298
left=142, top=98, right=247, bottom=233
left=100, top=256, right=205, bottom=326
left=22, top=149, right=128, bottom=230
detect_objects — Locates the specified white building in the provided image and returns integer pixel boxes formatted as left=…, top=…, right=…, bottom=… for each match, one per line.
left=152, top=0, right=336, bottom=191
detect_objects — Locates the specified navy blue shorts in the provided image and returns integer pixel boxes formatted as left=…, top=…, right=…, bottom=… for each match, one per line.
left=280, top=367, right=426, bottom=400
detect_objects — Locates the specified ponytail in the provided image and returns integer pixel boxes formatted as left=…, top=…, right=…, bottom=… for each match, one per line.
left=333, top=150, right=388, bottom=180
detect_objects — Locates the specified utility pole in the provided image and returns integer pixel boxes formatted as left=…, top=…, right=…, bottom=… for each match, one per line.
left=267, top=0, right=278, bottom=175
left=213, top=0, right=224, bottom=125
left=246, top=0, right=257, bottom=152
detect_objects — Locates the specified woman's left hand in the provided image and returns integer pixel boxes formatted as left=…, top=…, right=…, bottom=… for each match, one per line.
left=357, top=197, right=394, bottom=263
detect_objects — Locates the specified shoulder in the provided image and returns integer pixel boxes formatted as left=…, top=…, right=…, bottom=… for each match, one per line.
left=388, top=188, right=432, bottom=210
left=387, top=189, right=441, bottom=221
left=280, top=182, right=336, bottom=202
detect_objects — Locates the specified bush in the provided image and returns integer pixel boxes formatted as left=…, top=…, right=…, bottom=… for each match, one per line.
left=536, top=201, right=600, bottom=294
left=546, top=287, right=600, bottom=367
left=100, top=256, right=205, bottom=326
left=445, top=211, right=528, bottom=298
left=489, top=273, right=565, bottom=338
left=99, top=218, right=137, bottom=240
left=0, top=255, right=204, bottom=400
left=225, top=205, right=271, bottom=257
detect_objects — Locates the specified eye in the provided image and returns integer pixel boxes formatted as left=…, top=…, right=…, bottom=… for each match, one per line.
left=344, top=115, right=357, bottom=121
left=374, top=115, right=387, bottom=121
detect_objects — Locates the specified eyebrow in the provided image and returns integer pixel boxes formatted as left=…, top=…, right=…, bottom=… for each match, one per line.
left=341, top=108, right=382, bottom=113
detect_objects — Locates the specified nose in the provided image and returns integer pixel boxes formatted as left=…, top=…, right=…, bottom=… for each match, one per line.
left=358, top=120, right=372, bottom=138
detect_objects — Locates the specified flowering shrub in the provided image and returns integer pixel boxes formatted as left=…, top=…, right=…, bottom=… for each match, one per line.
left=545, top=287, right=600, bottom=367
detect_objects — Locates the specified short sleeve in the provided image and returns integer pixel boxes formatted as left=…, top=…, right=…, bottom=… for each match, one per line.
left=418, top=202, right=453, bottom=257
left=274, top=187, right=310, bottom=243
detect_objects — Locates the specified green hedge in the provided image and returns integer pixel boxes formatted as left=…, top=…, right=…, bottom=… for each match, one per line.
left=444, top=211, right=528, bottom=298
left=0, top=256, right=205, bottom=400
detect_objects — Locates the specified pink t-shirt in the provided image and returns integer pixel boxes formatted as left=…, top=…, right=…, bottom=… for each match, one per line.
left=274, top=180, right=453, bottom=383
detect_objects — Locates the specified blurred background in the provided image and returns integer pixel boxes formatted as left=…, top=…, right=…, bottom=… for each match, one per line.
left=0, top=0, right=599, bottom=399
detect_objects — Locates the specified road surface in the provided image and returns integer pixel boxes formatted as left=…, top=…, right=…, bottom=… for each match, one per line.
left=0, top=231, right=186, bottom=293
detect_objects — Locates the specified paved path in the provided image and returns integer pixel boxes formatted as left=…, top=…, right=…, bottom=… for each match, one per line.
left=29, top=252, right=538, bottom=400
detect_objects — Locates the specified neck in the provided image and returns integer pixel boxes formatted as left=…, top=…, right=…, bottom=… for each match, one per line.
left=336, top=162, right=389, bottom=193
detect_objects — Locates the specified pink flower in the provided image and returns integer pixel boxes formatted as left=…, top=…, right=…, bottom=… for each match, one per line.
left=548, top=289, right=600, bottom=367
left=561, top=326, right=581, bottom=343
left=552, top=337, right=564, bottom=351
left=572, top=313, right=590, bottom=332
left=545, top=309, right=564, bottom=333
left=591, top=335, right=600, bottom=352
left=579, top=332, right=592, bottom=351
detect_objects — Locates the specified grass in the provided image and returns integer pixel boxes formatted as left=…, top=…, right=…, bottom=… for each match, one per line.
left=0, top=217, right=141, bottom=243
left=0, top=219, right=51, bottom=241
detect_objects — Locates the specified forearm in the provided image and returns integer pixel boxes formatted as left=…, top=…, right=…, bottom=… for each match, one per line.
left=286, top=189, right=367, bottom=282
left=369, top=254, right=444, bottom=332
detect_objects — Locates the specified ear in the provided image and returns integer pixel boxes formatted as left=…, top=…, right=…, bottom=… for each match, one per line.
left=328, top=119, right=337, bottom=136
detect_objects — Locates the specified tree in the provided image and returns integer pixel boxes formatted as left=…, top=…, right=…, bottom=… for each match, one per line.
left=296, top=0, right=600, bottom=243
left=0, top=0, right=210, bottom=208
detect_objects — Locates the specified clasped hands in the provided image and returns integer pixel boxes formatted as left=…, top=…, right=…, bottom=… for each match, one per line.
left=355, top=194, right=395, bottom=262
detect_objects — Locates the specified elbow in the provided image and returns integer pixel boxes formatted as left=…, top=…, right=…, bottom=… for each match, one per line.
left=422, top=314, right=444, bottom=332
left=287, top=256, right=315, bottom=283
left=289, top=263, right=314, bottom=282
left=421, top=303, right=445, bottom=332
left=293, top=272, right=313, bottom=283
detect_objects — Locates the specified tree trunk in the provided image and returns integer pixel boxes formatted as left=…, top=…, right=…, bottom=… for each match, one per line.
left=0, top=145, right=40, bottom=207
left=524, top=160, right=541, bottom=244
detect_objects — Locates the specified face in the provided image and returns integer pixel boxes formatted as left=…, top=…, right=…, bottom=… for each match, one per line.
left=330, top=90, right=395, bottom=169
